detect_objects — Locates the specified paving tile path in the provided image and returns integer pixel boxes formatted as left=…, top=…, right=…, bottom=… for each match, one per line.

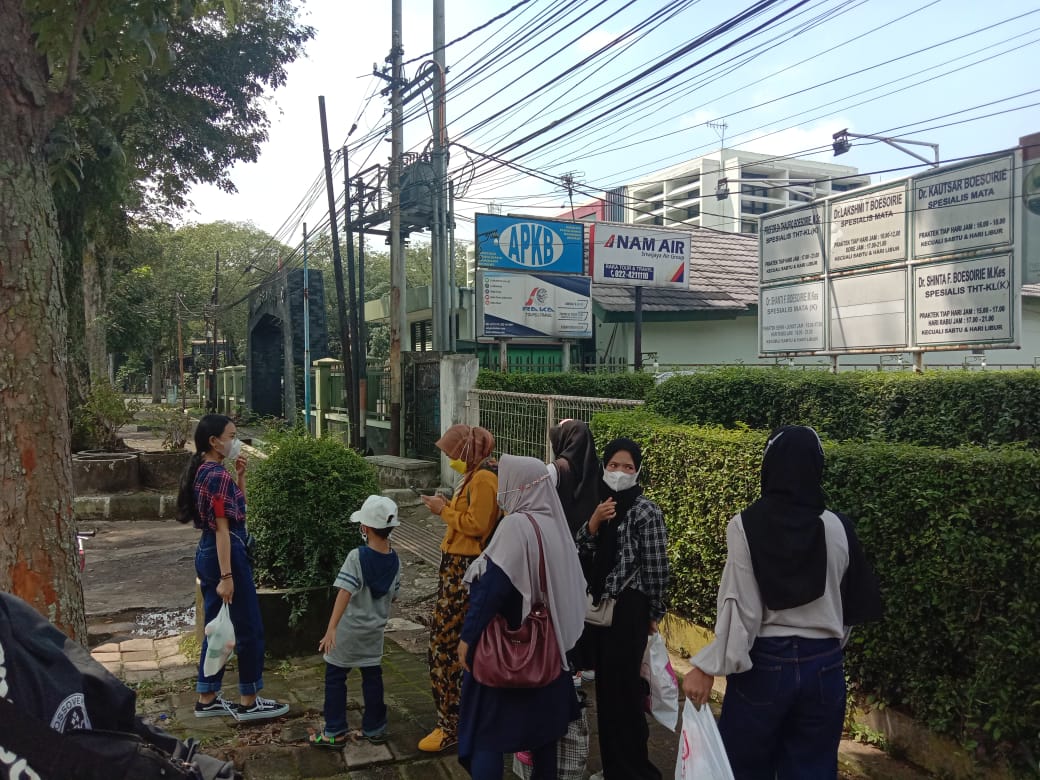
left=83, top=479, right=923, bottom=779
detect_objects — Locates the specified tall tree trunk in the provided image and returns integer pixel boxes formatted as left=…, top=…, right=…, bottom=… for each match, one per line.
left=0, top=0, right=86, bottom=642
left=151, top=345, right=163, bottom=403
left=61, top=219, right=92, bottom=411
left=83, top=242, right=109, bottom=382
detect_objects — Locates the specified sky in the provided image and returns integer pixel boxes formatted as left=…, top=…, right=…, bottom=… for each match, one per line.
left=183, top=0, right=1040, bottom=251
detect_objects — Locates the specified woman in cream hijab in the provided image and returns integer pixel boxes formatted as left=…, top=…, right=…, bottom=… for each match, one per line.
left=457, top=455, right=588, bottom=779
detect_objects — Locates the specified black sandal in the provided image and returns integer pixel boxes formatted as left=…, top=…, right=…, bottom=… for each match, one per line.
left=309, top=731, right=346, bottom=749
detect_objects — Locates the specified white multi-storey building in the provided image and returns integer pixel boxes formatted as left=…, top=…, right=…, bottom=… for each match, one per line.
left=622, top=147, right=870, bottom=234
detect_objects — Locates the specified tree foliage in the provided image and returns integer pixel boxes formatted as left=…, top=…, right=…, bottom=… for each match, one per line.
left=0, top=0, right=312, bottom=637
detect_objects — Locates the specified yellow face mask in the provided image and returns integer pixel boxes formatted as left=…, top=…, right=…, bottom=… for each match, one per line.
left=449, top=458, right=467, bottom=474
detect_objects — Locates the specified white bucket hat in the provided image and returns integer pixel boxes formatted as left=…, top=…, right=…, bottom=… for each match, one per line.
left=350, top=495, right=400, bottom=529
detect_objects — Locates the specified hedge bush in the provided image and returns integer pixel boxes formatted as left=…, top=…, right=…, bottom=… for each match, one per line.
left=475, top=369, right=654, bottom=400
left=248, top=430, right=379, bottom=615
left=646, top=367, right=1040, bottom=447
left=592, top=409, right=1040, bottom=763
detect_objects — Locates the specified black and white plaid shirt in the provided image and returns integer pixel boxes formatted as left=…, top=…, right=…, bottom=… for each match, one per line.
left=576, top=495, right=670, bottom=620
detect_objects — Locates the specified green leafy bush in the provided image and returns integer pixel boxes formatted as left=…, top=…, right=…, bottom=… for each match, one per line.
left=71, top=380, right=141, bottom=451
left=476, top=369, right=654, bottom=399
left=591, top=409, right=1040, bottom=764
left=646, top=367, right=1040, bottom=447
left=248, top=430, right=378, bottom=599
left=145, top=405, right=193, bottom=451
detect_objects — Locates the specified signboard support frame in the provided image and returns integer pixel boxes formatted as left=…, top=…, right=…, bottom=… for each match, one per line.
left=634, top=286, right=643, bottom=371
left=498, top=338, right=509, bottom=372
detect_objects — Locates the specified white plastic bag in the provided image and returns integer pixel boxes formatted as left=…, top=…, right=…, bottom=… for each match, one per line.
left=640, top=632, right=680, bottom=731
left=203, top=603, right=236, bottom=677
left=675, top=698, right=735, bottom=780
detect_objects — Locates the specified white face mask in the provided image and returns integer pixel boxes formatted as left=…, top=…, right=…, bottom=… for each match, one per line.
left=221, top=437, right=242, bottom=463
left=603, top=469, right=638, bottom=492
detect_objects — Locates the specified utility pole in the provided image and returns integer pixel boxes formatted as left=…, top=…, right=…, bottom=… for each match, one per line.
left=389, top=0, right=405, bottom=456
left=448, top=178, right=457, bottom=350
left=319, top=96, right=355, bottom=435
left=209, top=250, right=219, bottom=412
left=302, top=223, right=312, bottom=434
left=355, top=175, right=368, bottom=453
left=343, top=146, right=361, bottom=448
left=431, top=0, right=449, bottom=353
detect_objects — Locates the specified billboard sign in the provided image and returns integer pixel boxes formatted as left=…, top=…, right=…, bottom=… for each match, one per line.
left=912, top=154, right=1015, bottom=259
left=477, top=271, right=592, bottom=339
left=760, top=204, right=825, bottom=283
left=758, top=148, right=1023, bottom=356
left=913, top=253, right=1015, bottom=346
left=1021, top=133, right=1040, bottom=284
left=759, top=281, right=826, bottom=353
left=475, top=213, right=585, bottom=274
left=589, top=224, right=689, bottom=288
left=829, top=184, right=907, bottom=271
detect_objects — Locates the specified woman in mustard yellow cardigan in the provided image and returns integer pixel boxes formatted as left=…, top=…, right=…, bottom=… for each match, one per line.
left=418, top=424, right=499, bottom=753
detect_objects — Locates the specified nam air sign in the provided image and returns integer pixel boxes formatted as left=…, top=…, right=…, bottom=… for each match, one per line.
left=590, top=224, right=690, bottom=288
left=475, top=213, right=585, bottom=274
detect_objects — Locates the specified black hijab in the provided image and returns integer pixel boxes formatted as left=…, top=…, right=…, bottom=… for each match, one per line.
left=550, top=419, right=602, bottom=537
left=741, top=426, right=828, bottom=611
left=586, top=437, right=643, bottom=601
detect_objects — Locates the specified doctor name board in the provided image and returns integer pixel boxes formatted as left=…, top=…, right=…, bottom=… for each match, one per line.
left=759, top=281, right=826, bottom=353
left=760, top=206, right=824, bottom=283
left=913, top=154, right=1014, bottom=259
left=829, top=185, right=907, bottom=271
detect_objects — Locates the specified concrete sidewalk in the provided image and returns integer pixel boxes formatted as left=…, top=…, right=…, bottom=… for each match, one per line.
left=91, top=633, right=922, bottom=780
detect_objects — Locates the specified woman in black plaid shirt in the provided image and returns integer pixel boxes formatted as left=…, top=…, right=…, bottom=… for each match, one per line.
left=575, top=437, right=669, bottom=780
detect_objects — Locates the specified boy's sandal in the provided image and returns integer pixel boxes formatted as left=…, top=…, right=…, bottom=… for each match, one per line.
left=348, top=728, right=389, bottom=745
left=309, top=731, right=346, bottom=749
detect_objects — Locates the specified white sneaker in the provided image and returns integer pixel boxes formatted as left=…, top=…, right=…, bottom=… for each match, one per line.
left=572, top=672, right=583, bottom=688
left=581, top=670, right=596, bottom=682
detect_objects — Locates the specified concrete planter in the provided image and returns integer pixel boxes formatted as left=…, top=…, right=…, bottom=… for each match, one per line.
left=255, top=586, right=336, bottom=658
left=138, top=450, right=191, bottom=490
left=72, top=452, right=140, bottom=495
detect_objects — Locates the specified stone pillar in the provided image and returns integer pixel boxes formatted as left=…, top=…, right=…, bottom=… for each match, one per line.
left=216, top=367, right=228, bottom=414
left=439, top=354, right=480, bottom=486
left=313, top=358, right=340, bottom=438
left=232, top=365, right=246, bottom=415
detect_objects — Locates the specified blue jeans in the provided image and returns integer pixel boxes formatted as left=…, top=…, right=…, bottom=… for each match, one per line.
left=323, top=662, right=387, bottom=737
left=719, top=636, right=845, bottom=780
left=195, top=531, right=266, bottom=695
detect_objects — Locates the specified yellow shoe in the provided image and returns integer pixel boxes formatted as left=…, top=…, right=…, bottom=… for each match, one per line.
left=418, top=727, right=457, bottom=752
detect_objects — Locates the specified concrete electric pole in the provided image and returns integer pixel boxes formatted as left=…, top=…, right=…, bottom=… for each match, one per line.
left=389, top=0, right=406, bottom=455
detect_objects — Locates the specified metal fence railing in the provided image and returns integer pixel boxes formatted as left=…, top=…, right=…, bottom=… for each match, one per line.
left=467, top=389, right=644, bottom=462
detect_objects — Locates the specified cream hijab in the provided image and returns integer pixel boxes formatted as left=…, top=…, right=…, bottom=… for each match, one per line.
left=465, top=454, right=588, bottom=664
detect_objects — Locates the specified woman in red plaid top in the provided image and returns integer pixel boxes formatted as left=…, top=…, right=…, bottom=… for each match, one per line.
left=176, top=414, right=289, bottom=722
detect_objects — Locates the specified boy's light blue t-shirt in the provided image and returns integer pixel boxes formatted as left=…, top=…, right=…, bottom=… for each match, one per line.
left=323, top=547, right=401, bottom=669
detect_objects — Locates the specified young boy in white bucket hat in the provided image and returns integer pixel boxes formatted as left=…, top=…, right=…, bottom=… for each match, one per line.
left=310, top=495, right=402, bottom=747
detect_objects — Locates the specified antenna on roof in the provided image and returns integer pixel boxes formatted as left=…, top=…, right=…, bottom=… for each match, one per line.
left=706, top=120, right=728, bottom=153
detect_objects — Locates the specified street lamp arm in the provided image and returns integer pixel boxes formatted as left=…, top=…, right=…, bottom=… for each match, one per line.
left=833, top=129, right=939, bottom=167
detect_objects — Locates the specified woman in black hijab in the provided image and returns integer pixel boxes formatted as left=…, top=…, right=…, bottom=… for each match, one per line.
left=547, top=419, right=601, bottom=538
left=575, top=437, right=669, bottom=780
left=683, top=426, right=881, bottom=780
